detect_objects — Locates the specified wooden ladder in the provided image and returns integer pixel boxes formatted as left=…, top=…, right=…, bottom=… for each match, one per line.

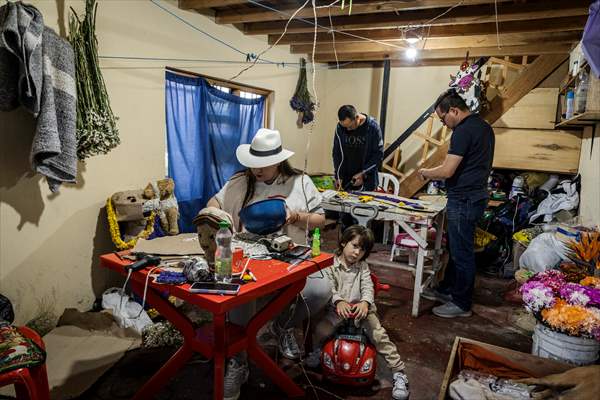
left=381, top=54, right=568, bottom=198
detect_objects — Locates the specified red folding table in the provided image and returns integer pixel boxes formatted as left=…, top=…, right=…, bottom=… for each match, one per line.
left=100, top=252, right=333, bottom=399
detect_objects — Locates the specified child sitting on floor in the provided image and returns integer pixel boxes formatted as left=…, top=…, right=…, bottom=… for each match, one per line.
left=306, top=225, right=409, bottom=400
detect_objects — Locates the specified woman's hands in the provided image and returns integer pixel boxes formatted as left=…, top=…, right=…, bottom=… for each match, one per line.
left=285, top=207, right=300, bottom=225
left=285, top=207, right=325, bottom=229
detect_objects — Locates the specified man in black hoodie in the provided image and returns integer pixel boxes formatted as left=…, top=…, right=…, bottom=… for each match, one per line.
left=333, top=105, right=384, bottom=192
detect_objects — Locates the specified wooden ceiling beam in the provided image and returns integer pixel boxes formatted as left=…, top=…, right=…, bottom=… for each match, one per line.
left=243, top=1, right=590, bottom=35
left=215, top=0, right=515, bottom=25
left=292, top=31, right=582, bottom=54
left=313, top=43, right=573, bottom=62
left=178, top=0, right=255, bottom=10
left=332, top=58, right=469, bottom=68
left=268, top=16, right=588, bottom=45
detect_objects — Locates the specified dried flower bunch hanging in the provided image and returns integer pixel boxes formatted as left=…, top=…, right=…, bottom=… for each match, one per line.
left=290, top=58, right=315, bottom=127
left=69, top=0, right=120, bottom=160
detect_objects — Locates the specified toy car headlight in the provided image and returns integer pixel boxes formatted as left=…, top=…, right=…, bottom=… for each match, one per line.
left=360, top=358, right=373, bottom=373
left=323, top=353, right=334, bottom=370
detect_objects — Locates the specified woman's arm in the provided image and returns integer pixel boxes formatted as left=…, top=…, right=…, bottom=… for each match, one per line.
left=287, top=210, right=325, bottom=230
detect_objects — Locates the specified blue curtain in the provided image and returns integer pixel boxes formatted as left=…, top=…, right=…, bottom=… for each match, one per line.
left=165, top=71, right=265, bottom=232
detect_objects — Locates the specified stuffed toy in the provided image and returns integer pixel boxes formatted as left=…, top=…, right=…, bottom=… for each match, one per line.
left=142, top=178, right=180, bottom=236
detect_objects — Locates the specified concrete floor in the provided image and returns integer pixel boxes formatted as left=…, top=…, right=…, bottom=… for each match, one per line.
left=75, top=228, right=532, bottom=399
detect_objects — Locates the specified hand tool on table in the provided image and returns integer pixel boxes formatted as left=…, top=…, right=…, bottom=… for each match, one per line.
left=127, top=255, right=162, bottom=272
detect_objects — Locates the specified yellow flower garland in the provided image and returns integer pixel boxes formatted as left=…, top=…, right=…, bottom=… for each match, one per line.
left=106, top=197, right=155, bottom=250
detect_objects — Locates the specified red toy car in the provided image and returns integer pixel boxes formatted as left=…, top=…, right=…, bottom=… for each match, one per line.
left=320, top=308, right=378, bottom=386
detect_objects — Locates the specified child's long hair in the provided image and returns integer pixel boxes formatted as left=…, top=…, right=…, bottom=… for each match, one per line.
left=335, top=225, right=375, bottom=261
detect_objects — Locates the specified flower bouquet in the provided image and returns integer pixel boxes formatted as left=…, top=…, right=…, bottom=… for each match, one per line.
left=520, top=270, right=600, bottom=341
left=567, top=230, right=600, bottom=277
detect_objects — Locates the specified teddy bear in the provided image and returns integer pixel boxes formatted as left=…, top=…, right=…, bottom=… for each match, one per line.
left=142, top=178, right=179, bottom=236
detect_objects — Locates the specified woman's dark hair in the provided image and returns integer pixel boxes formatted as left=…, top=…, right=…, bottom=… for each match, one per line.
left=338, top=105, right=357, bottom=121
left=434, top=89, right=469, bottom=113
left=335, top=225, right=375, bottom=261
left=241, top=160, right=301, bottom=207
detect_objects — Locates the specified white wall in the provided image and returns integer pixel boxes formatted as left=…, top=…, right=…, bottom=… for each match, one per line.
left=578, top=124, right=600, bottom=224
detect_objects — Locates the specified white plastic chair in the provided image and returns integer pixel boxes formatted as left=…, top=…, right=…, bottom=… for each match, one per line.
left=378, top=173, right=400, bottom=244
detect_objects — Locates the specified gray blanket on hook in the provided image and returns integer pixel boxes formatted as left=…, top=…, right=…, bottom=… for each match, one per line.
left=0, top=2, right=77, bottom=192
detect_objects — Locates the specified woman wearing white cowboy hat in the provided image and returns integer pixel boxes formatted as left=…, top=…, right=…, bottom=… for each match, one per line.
left=207, top=128, right=330, bottom=400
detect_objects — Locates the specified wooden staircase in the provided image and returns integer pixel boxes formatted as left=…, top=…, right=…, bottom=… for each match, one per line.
left=381, top=54, right=568, bottom=198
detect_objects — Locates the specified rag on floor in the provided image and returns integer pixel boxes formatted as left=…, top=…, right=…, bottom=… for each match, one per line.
left=0, top=2, right=77, bottom=192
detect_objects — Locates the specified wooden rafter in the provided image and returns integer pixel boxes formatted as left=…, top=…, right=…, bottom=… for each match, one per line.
left=242, top=1, right=590, bottom=35
left=215, top=0, right=516, bottom=24
left=291, top=31, right=582, bottom=54
left=313, top=43, right=573, bottom=62
left=268, top=16, right=588, bottom=45
left=178, top=0, right=255, bottom=10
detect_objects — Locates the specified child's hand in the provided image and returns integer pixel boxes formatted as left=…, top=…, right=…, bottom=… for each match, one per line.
left=336, top=301, right=353, bottom=319
left=353, top=301, right=369, bottom=321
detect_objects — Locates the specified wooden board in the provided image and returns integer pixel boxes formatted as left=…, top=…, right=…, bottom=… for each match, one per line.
left=493, top=128, right=582, bottom=173
left=493, top=88, right=559, bottom=129
left=578, top=125, right=600, bottom=223
left=438, top=336, right=572, bottom=400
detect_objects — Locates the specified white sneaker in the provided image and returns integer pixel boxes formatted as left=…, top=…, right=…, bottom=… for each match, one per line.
left=269, top=322, right=301, bottom=360
left=304, top=349, right=321, bottom=369
left=392, top=371, right=409, bottom=400
left=224, top=358, right=249, bottom=400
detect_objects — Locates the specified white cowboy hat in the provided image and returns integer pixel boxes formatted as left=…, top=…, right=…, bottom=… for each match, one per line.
left=236, top=128, right=294, bottom=168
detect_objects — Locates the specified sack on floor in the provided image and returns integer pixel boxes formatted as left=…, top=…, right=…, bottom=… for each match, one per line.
left=101, top=288, right=152, bottom=335
left=519, top=232, right=568, bottom=273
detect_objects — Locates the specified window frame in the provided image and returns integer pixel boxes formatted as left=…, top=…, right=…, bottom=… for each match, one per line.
left=166, top=66, right=273, bottom=128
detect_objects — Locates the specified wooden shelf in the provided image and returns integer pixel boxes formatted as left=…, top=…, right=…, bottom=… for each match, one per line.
left=555, top=111, right=600, bottom=128
left=559, top=60, right=589, bottom=95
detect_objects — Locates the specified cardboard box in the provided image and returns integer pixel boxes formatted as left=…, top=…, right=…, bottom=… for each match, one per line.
left=438, top=336, right=573, bottom=400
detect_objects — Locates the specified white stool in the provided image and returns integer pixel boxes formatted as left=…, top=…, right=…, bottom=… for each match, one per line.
left=390, top=233, right=419, bottom=266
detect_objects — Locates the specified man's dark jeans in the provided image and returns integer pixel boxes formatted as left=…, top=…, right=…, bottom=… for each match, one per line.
left=438, top=194, right=487, bottom=311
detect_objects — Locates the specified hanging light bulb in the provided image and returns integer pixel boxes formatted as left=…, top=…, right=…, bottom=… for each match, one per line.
left=405, top=37, right=420, bottom=45
left=405, top=47, right=418, bottom=61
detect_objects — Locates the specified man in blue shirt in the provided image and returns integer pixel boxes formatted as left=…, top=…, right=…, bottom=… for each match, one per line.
left=419, top=89, right=495, bottom=318
left=333, top=105, right=384, bottom=191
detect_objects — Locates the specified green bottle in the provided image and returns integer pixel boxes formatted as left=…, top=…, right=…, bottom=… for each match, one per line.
left=311, top=228, right=321, bottom=257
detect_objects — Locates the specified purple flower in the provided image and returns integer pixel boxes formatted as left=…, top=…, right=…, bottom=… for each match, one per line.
left=520, top=281, right=556, bottom=312
left=586, top=287, right=600, bottom=307
left=560, top=283, right=592, bottom=306
left=529, top=270, right=566, bottom=294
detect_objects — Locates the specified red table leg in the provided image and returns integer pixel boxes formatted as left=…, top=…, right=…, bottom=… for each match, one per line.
left=213, top=313, right=226, bottom=400
left=245, top=279, right=307, bottom=398
left=128, top=280, right=197, bottom=400
left=133, top=344, right=194, bottom=400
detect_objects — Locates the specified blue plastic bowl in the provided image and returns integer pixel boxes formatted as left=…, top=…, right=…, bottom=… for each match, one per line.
left=239, top=198, right=287, bottom=235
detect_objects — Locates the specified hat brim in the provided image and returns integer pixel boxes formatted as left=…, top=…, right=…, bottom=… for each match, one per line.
left=236, top=144, right=295, bottom=169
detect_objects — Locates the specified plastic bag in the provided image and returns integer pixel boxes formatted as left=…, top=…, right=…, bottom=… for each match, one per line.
left=519, top=232, right=569, bottom=273
left=102, top=288, right=152, bottom=335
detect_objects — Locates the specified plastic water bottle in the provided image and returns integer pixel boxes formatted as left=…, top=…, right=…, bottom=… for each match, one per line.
left=575, top=70, right=588, bottom=114
left=565, top=91, right=575, bottom=120
left=214, top=221, right=232, bottom=282
left=311, top=228, right=321, bottom=257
